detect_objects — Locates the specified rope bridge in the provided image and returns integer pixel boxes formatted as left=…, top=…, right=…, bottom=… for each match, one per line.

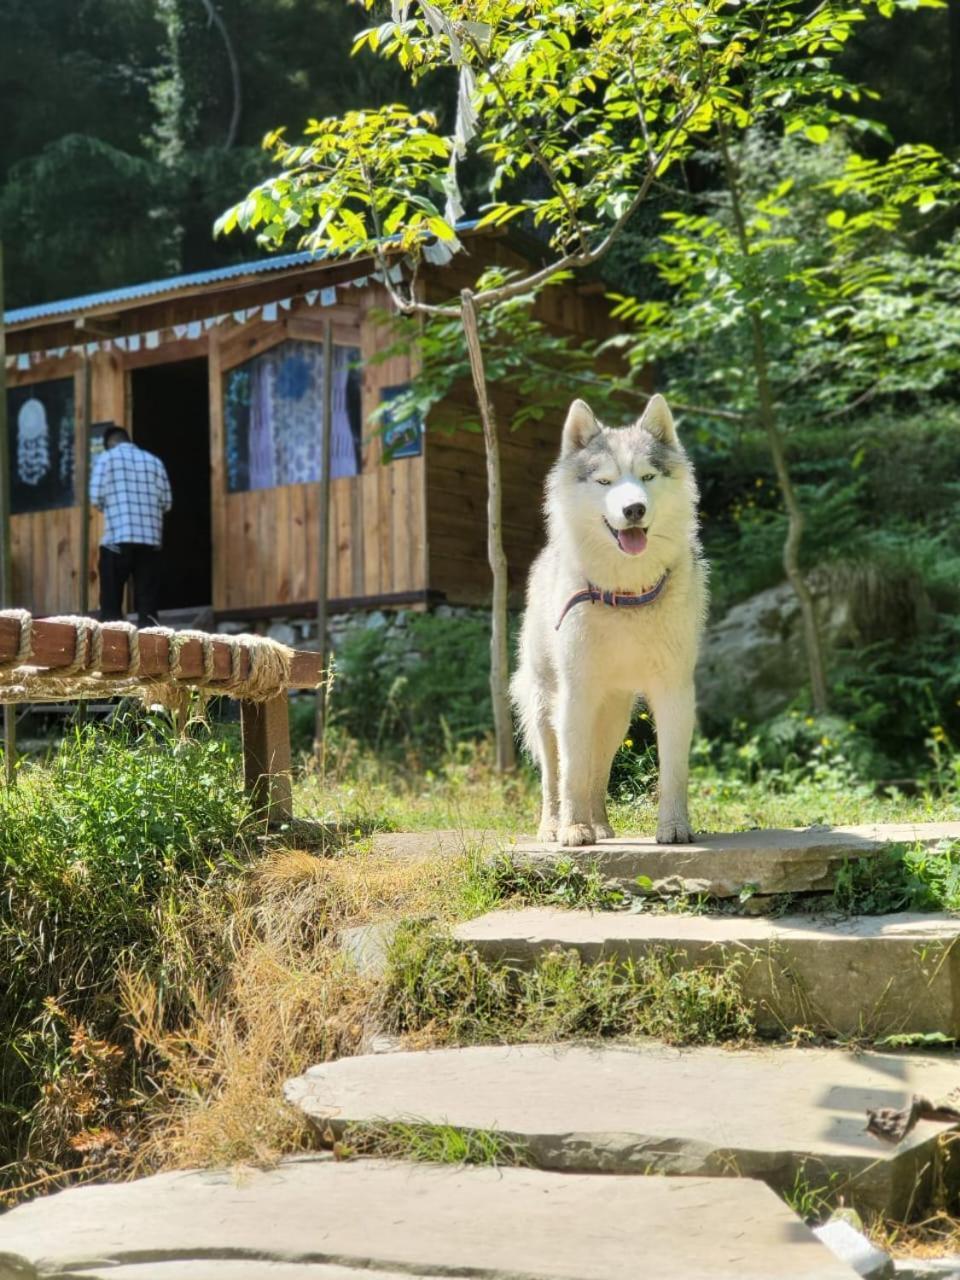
left=0, top=609, right=325, bottom=823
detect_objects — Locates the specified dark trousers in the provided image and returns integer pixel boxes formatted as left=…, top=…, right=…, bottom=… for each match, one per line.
left=99, top=544, right=162, bottom=628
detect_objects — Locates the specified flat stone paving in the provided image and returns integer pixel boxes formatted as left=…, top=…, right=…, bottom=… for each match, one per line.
left=510, top=822, right=960, bottom=899
left=0, top=1156, right=861, bottom=1280
left=286, top=1044, right=960, bottom=1218
left=454, top=907, right=960, bottom=1038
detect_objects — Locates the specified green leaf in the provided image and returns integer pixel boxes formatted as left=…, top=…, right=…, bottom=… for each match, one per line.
left=340, top=207, right=368, bottom=244
left=826, top=209, right=846, bottom=228
left=805, top=124, right=830, bottom=145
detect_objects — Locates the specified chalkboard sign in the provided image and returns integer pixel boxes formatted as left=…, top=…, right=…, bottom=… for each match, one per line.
left=6, top=378, right=75, bottom=514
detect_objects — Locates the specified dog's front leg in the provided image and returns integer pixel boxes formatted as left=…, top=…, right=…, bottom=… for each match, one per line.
left=589, top=692, right=636, bottom=840
left=646, top=678, right=695, bottom=844
left=556, top=688, right=596, bottom=846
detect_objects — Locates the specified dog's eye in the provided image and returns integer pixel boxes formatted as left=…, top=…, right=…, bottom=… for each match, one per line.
left=641, top=473, right=656, bottom=482
left=596, top=478, right=612, bottom=486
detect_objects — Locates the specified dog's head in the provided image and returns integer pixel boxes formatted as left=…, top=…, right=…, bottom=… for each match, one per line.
left=546, top=395, right=698, bottom=578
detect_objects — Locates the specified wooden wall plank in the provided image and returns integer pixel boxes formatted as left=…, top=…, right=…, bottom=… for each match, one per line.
left=289, top=483, right=308, bottom=603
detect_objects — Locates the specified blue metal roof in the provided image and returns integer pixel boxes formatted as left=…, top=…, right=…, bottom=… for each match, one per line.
left=4, top=220, right=481, bottom=328
left=4, top=250, right=326, bottom=327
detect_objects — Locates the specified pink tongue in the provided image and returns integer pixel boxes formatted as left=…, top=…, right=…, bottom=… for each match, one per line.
left=617, top=526, right=647, bottom=555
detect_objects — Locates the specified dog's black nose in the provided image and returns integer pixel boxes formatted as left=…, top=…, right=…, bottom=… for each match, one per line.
left=622, top=502, right=646, bottom=523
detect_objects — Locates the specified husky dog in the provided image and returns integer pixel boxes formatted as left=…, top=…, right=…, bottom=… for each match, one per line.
left=511, top=395, right=707, bottom=846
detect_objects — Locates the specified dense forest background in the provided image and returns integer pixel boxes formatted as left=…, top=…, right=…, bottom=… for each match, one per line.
left=1, top=0, right=958, bottom=309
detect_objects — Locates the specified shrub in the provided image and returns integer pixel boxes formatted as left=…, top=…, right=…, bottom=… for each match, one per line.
left=0, top=712, right=253, bottom=1193
left=331, top=613, right=514, bottom=760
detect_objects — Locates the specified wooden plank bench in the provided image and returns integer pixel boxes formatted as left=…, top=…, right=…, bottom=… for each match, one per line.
left=0, top=613, right=324, bottom=825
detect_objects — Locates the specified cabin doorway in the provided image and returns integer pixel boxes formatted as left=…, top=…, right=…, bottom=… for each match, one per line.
left=130, top=358, right=212, bottom=613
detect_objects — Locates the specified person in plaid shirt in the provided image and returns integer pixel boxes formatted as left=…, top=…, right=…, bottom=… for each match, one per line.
left=90, top=426, right=172, bottom=626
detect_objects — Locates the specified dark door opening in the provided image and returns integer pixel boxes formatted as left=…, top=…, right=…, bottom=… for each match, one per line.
left=130, top=358, right=212, bottom=612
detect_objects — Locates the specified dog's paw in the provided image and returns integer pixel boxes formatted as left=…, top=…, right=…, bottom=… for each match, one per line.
left=657, top=820, right=694, bottom=845
left=593, top=821, right=615, bottom=841
left=537, top=820, right=558, bottom=841
left=557, top=822, right=596, bottom=847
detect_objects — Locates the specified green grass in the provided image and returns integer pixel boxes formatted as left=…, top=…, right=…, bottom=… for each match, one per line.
left=464, top=852, right=630, bottom=913
left=380, top=921, right=755, bottom=1047
left=342, top=1120, right=531, bottom=1167
left=782, top=1163, right=842, bottom=1224
left=297, top=735, right=960, bottom=839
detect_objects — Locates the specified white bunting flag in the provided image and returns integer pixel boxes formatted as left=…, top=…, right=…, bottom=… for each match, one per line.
left=320, top=286, right=337, bottom=306
left=262, top=302, right=278, bottom=321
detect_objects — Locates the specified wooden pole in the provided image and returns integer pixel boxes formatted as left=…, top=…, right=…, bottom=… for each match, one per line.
left=313, top=316, right=333, bottom=753
left=0, top=239, right=15, bottom=778
left=0, top=242, right=15, bottom=784
left=78, top=358, right=92, bottom=616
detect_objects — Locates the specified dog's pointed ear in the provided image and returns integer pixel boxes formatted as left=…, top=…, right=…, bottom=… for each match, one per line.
left=561, top=399, right=601, bottom=456
left=639, top=394, right=678, bottom=445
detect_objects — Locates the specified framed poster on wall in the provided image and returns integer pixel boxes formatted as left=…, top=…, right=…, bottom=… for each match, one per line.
left=381, top=384, right=423, bottom=461
left=5, top=378, right=75, bottom=514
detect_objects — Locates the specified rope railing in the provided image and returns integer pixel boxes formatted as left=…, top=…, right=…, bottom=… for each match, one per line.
left=0, top=610, right=322, bottom=703
left=0, top=610, right=325, bottom=824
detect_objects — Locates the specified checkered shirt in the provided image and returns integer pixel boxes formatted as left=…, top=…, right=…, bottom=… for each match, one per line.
left=90, top=443, right=172, bottom=547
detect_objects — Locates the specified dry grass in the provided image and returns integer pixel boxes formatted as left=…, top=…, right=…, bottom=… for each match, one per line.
left=122, top=841, right=469, bottom=1174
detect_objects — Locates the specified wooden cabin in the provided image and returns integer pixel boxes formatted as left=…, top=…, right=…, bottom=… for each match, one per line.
left=3, top=229, right=614, bottom=624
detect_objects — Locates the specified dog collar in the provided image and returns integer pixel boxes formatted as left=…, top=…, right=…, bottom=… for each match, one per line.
left=555, top=571, right=669, bottom=631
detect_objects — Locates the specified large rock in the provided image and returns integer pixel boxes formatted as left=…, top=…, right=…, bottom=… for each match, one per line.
left=454, top=906, right=960, bottom=1039
left=510, top=822, right=960, bottom=899
left=0, top=1156, right=861, bottom=1280
left=286, top=1043, right=960, bottom=1219
left=697, top=576, right=854, bottom=726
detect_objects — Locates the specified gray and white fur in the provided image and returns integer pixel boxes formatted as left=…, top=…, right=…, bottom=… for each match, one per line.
left=511, top=395, right=708, bottom=846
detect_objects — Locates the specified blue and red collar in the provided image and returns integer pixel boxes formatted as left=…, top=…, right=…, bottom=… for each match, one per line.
left=555, top=571, right=669, bottom=631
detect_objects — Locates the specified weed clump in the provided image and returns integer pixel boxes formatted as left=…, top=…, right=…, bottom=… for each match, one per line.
left=831, top=840, right=960, bottom=916
left=465, top=853, right=628, bottom=913
left=381, top=922, right=755, bottom=1047
left=341, top=1121, right=531, bottom=1167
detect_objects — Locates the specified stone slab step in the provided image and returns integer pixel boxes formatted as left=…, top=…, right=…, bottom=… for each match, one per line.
left=509, top=822, right=960, bottom=899
left=287, top=1044, right=960, bottom=1219
left=454, top=906, right=960, bottom=1038
left=0, top=1156, right=861, bottom=1280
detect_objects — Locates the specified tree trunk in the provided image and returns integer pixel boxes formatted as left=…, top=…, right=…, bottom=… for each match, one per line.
left=718, top=126, right=830, bottom=714
left=460, top=289, right=516, bottom=771
left=197, top=0, right=242, bottom=149
left=752, top=344, right=830, bottom=715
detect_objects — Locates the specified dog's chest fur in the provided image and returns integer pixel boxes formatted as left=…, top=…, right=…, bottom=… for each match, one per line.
left=548, top=551, right=705, bottom=692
